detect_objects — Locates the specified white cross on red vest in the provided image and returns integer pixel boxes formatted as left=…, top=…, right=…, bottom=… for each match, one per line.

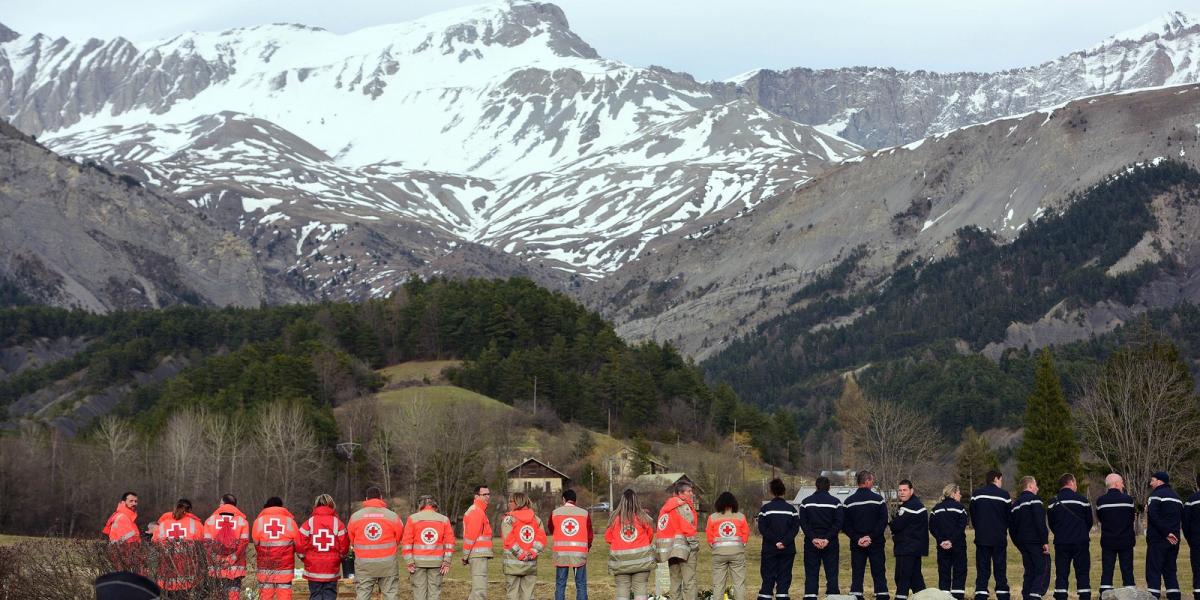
left=166, top=522, right=186, bottom=538
left=264, top=517, right=285, bottom=539
left=313, top=529, right=335, bottom=552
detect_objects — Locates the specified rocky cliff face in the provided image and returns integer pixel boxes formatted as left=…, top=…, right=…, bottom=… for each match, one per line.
left=589, top=84, right=1200, bottom=360
left=720, top=11, right=1200, bottom=148
left=0, top=119, right=287, bottom=311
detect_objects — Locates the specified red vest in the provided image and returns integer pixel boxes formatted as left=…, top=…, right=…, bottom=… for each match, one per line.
left=152, top=512, right=203, bottom=592
left=203, top=504, right=250, bottom=579
left=253, top=506, right=300, bottom=584
left=551, top=503, right=591, bottom=567
left=298, top=506, right=348, bottom=582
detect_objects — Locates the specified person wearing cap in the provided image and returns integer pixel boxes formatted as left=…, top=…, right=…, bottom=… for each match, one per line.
left=94, top=572, right=160, bottom=600
left=1095, top=473, right=1136, bottom=594
left=1048, top=474, right=1092, bottom=600
left=1147, top=471, right=1183, bottom=600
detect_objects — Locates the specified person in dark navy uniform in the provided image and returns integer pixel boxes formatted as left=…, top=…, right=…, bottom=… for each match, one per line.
left=800, top=476, right=843, bottom=600
left=890, top=480, right=928, bottom=600
left=931, top=484, right=968, bottom=600
left=844, top=470, right=889, bottom=600
left=1048, top=473, right=1092, bottom=600
left=970, top=470, right=1011, bottom=600
left=1184, top=475, right=1200, bottom=600
left=1095, top=473, right=1136, bottom=594
left=1011, top=476, right=1050, bottom=600
left=1147, top=471, right=1183, bottom=600
left=759, top=478, right=801, bottom=600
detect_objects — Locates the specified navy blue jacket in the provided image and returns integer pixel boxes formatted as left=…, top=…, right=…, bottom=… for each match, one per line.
left=1147, top=484, right=1182, bottom=545
left=799, top=490, right=844, bottom=543
left=842, top=487, right=888, bottom=546
left=1047, top=487, right=1093, bottom=546
left=1183, top=490, right=1200, bottom=545
left=1010, top=490, right=1048, bottom=547
left=930, top=497, right=968, bottom=548
left=1095, top=488, right=1136, bottom=550
left=758, top=497, right=801, bottom=556
left=890, top=495, right=929, bottom=557
left=969, top=483, right=1011, bottom=546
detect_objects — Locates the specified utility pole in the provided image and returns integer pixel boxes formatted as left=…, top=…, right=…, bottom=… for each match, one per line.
left=608, top=458, right=614, bottom=508
left=533, top=376, right=538, bottom=415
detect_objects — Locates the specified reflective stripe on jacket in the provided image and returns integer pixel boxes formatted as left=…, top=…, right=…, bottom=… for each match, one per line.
left=253, top=506, right=301, bottom=584
left=104, top=503, right=140, bottom=545
left=152, top=512, right=203, bottom=592
left=705, top=511, right=749, bottom=556
left=203, top=504, right=250, bottom=579
left=403, top=508, right=456, bottom=568
left=606, top=514, right=656, bottom=575
left=501, top=507, right=547, bottom=576
left=462, top=499, right=494, bottom=559
left=655, top=496, right=698, bottom=562
left=348, top=498, right=404, bottom=577
left=297, top=506, right=349, bottom=582
left=551, top=503, right=592, bottom=567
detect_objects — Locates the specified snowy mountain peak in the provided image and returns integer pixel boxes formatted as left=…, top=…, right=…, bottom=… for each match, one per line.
left=1101, top=10, right=1199, bottom=46
left=0, top=23, right=18, bottom=44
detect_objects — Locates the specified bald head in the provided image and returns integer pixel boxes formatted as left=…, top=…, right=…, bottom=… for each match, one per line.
left=1105, top=473, right=1125, bottom=491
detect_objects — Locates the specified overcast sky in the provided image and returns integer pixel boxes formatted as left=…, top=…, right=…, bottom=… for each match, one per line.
left=5, top=0, right=1197, bottom=80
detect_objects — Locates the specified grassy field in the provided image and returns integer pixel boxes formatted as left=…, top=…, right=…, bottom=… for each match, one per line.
left=376, top=361, right=461, bottom=385
left=282, top=520, right=1194, bottom=599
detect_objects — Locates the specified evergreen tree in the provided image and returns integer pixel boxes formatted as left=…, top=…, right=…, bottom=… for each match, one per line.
left=1017, top=350, right=1082, bottom=499
left=955, top=427, right=999, bottom=498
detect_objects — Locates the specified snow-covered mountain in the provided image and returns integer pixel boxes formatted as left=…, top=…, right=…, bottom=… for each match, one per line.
left=721, top=11, right=1200, bottom=148
left=0, top=0, right=858, bottom=293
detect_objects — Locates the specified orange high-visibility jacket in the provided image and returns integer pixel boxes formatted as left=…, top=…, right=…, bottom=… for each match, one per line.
left=705, top=511, right=749, bottom=556
left=550, top=502, right=592, bottom=567
left=605, top=514, right=656, bottom=575
left=347, top=498, right=404, bottom=577
left=297, top=506, right=349, bottom=582
left=655, top=495, right=698, bottom=562
left=402, top=508, right=456, bottom=568
left=501, top=507, right=547, bottom=576
left=253, top=506, right=302, bottom=585
left=203, top=503, right=250, bottom=579
left=461, top=498, right=494, bottom=559
left=152, top=512, right=204, bottom=592
left=103, top=503, right=140, bottom=545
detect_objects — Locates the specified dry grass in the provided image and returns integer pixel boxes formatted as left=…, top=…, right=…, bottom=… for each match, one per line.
left=376, top=361, right=462, bottom=385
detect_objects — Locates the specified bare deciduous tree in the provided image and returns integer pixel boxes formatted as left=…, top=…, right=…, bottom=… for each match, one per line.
left=254, top=401, right=324, bottom=504
left=838, top=378, right=941, bottom=493
left=1076, top=344, right=1200, bottom=510
left=161, top=410, right=204, bottom=499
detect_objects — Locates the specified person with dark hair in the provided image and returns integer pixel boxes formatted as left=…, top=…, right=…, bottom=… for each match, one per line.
left=801, top=476, right=843, bottom=600
left=462, top=484, right=494, bottom=600
left=102, top=491, right=142, bottom=571
left=204, top=493, right=250, bottom=599
left=1186, top=475, right=1200, bottom=600
left=1048, top=474, right=1092, bottom=600
left=152, top=498, right=203, bottom=594
left=607, top=489, right=656, bottom=600
left=707, top=491, right=749, bottom=600
left=253, top=496, right=301, bottom=600
left=759, top=477, right=800, bottom=600
left=890, top=480, right=928, bottom=600
left=298, top=494, right=349, bottom=600
left=970, top=470, right=1011, bottom=600
left=1095, top=473, right=1136, bottom=594
left=657, top=481, right=700, bottom=600
left=1147, top=471, right=1182, bottom=600
left=1011, top=477, right=1050, bottom=600
left=844, top=470, right=889, bottom=600
left=552, top=488, right=593, bottom=600
left=931, top=484, right=968, bottom=600
left=403, top=495, right=455, bottom=600
left=503, top=492, right=548, bottom=600
left=349, top=486, right=404, bottom=600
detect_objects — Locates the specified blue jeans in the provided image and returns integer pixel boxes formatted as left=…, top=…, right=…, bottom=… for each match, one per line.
left=555, top=565, right=588, bottom=600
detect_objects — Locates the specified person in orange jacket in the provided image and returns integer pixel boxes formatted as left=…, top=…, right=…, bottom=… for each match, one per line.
left=348, top=486, right=404, bottom=600
left=252, top=496, right=302, bottom=600
left=706, top=491, right=750, bottom=600
left=502, top=492, right=548, bottom=600
left=657, top=481, right=699, bottom=600
left=605, top=489, right=657, bottom=600
left=204, top=493, right=251, bottom=600
left=152, top=498, right=204, bottom=594
left=103, top=491, right=142, bottom=571
left=402, top=495, right=455, bottom=600
left=297, top=494, right=349, bottom=600
left=461, top=485, right=494, bottom=600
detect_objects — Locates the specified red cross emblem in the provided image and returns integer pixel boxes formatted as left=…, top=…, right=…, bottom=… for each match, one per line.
left=718, top=522, right=737, bottom=538
left=619, top=525, right=638, bottom=543
left=561, top=518, right=579, bottom=536
left=657, top=515, right=669, bottom=531
left=364, top=522, right=383, bottom=541
left=217, top=515, right=235, bottom=530
left=264, top=518, right=285, bottom=540
left=165, top=522, right=187, bottom=539
left=519, top=525, right=535, bottom=544
left=313, top=529, right=335, bottom=552
left=421, top=527, right=439, bottom=545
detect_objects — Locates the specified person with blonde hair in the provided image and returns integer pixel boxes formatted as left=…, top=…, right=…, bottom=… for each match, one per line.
left=605, top=489, right=656, bottom=600
left=502, top=492, right=548, bottom=600
left=930, top=484, right=968, bottom=600
left=298, top=494, right=349, bottom=600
